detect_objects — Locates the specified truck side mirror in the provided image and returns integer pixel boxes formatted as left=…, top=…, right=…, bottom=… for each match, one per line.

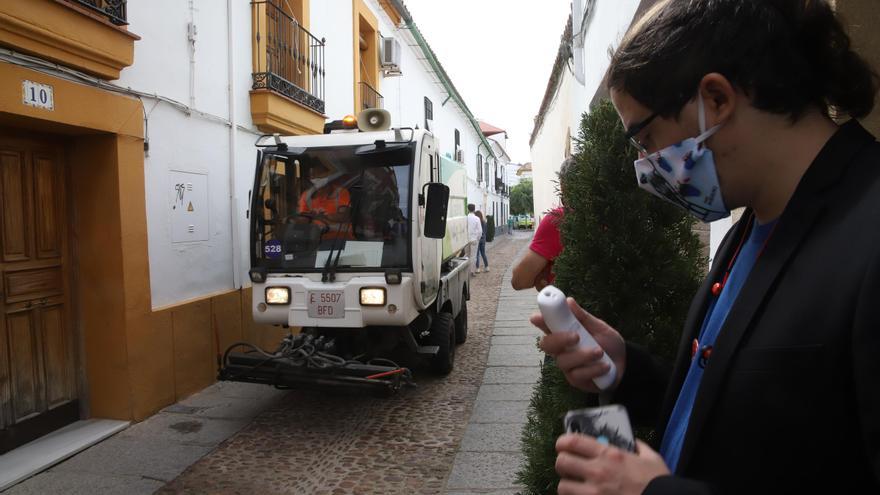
left=423, top=182, right=449, bottom=239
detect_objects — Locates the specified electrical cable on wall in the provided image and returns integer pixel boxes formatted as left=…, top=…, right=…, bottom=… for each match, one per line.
left=0, top=48, right=263, bottom=139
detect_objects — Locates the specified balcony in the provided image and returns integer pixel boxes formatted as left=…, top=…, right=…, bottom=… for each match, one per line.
left=359, top=81, right=383, bottom=110
left=66, top=0, right=127, bottom=26
left=0, top=0, right=138, bottom=80
left=250, top=0, right=326, bottom=135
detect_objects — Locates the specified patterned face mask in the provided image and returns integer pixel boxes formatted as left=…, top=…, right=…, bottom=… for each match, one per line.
left=633, top=95, right=730, bottom=222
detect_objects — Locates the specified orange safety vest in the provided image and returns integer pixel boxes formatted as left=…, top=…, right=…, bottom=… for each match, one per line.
left=298, top=185, right=353, bottom=240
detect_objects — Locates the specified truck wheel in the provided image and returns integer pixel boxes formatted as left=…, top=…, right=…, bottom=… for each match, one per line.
left=429, top=312, right=455, bottom=375
left=454, top=297, right=468, bottom=344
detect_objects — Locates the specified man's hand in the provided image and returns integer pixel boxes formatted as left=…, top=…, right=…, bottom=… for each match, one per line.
left=555, top=434, right=670, bottom=495
left=533, top=263, right=554, bottom=291
left=531, top=298, right=626, bottom=393
left=511, top=249, right=550, bottom=290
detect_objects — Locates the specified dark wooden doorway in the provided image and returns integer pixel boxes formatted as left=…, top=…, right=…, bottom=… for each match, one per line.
left=0, top=130, right=78, bottom=454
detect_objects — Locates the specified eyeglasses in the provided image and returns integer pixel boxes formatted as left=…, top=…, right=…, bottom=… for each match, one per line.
left=624, top=112, right=658, bottom=155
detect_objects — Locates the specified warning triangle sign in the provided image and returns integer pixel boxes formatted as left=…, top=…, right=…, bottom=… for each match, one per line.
left=187, top=202, right=194, bottom=212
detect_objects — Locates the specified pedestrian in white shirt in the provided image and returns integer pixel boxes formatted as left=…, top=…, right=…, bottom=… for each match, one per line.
left=466, top=204, right=483, bottom=275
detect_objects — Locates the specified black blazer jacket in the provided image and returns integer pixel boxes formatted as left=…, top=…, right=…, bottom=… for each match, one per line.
left=613, top=120, right=880, bottom=494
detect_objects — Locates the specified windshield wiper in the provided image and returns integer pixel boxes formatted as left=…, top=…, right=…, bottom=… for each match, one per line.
left=325, top=172, right=366, bottom=282
left=321, top=223, right=345, bottom=283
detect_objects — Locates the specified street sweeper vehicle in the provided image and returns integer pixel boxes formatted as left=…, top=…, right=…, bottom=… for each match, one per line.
left=219, top=109, right=472, bottom=393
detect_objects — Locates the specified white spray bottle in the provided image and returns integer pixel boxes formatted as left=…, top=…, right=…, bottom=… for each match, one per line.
left=537, top=285, right=617, bottom=390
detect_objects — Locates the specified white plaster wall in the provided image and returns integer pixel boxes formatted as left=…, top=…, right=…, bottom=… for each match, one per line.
left=233, top=0, right=257, bottom=127
left=312, top=0, right=355, bottom=119
left=709, top=217, right=733, bottom=264
left=573, top=0, right=642, bottom=124
left=119, top=0, right=263, bottom=308
left=118, top=0, right=188, bottom=106
left=139, top=105, right=235, bottom=307
left=530, top=68, right=576, bottom=223
left=565, top=0, right=643, bottom=137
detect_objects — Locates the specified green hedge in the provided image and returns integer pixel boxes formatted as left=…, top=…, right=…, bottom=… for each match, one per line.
left=516, top=100, right=706, bottom=494
left=516, top=354, right=590, bottom=495
left=486, top=215, right=496, bottom=242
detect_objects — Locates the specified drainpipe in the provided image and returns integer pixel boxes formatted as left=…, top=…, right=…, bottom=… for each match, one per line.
left=571, top=0, right=585, bottom=85
left=227, top=0, right=241, bottom=289
left=188, top=0, right=197, bottom=111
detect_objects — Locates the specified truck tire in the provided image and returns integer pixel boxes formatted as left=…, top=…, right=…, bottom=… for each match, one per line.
left=429, top=312, right=455, bottom=375
left=454, top=296, right=468, bottom=344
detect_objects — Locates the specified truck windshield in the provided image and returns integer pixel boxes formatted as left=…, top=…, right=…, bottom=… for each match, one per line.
left=252, top=144, right=413, bottom=272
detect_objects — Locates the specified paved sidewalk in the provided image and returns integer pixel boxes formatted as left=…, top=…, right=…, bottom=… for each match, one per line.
left=445, top=242, right=542, bottom=495
left=5, top=382, right=288, bottom=494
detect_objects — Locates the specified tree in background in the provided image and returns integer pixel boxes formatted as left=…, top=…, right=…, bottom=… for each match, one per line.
left=517, top=100, right=706, bottom=494
left=509, top=178, right=533, bottom=216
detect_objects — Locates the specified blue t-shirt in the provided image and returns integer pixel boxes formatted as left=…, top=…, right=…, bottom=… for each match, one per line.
left=660, top=219, right=777, bottom=472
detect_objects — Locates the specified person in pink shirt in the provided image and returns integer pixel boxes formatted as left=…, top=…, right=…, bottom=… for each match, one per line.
left=511, top=158, right=574, bottom=291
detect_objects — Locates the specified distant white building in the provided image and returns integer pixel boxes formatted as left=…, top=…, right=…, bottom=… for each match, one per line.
left=507, top=162, right=529, bottom=188
left=479, top=121, right=513, bottom=229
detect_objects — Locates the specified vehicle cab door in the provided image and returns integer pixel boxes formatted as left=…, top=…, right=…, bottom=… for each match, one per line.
left=415, top=135, right=441, bottom=308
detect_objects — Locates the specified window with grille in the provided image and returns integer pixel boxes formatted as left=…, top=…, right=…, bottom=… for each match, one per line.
left=424, top=97, right=433, bottom=130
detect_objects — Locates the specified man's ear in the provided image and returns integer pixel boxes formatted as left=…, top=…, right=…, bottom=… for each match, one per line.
left=699, top=73, right=736, bottom=127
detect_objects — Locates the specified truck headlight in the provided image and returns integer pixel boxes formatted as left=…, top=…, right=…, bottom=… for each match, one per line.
left=265, top=287, right=290, bottom=305
left=359, top=287, right=386, bottom=306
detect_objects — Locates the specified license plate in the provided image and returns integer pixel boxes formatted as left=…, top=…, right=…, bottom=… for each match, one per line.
left=307, top=290, right=345, bottom=319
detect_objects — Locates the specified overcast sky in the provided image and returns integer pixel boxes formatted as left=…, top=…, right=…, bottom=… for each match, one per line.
left=402, top=0, right=571, bottom=164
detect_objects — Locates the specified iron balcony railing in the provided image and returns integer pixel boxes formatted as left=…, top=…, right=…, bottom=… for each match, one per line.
left=68, top=0, right=127, bottom=25
left=252, top=0, right=325, bottom=114
left=359, top=82, right=383, bottom=110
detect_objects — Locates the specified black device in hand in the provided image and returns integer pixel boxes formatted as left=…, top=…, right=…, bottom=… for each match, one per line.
left=564, top=404, right=636, bottom=452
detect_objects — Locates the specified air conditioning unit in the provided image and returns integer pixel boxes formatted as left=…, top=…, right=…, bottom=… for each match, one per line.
left=380, top=37, right=402, bottom=73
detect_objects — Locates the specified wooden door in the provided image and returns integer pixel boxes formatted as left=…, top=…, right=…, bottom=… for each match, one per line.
left=0, top=132, right=77, bottom=454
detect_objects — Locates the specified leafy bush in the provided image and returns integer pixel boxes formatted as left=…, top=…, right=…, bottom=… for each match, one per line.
left=517, top=356, right=589, bottom=495
left=516, top=100, right=706, bottom=494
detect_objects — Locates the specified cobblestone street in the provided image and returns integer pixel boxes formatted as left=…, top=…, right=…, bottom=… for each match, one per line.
left=157, top=233, right=532, bottom=494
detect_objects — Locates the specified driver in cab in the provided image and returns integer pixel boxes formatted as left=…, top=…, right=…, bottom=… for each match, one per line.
left=297, top=162, right=353, bottom=240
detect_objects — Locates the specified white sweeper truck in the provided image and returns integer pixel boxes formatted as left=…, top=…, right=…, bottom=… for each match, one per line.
left=218, top=109, right=473, bottom=393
